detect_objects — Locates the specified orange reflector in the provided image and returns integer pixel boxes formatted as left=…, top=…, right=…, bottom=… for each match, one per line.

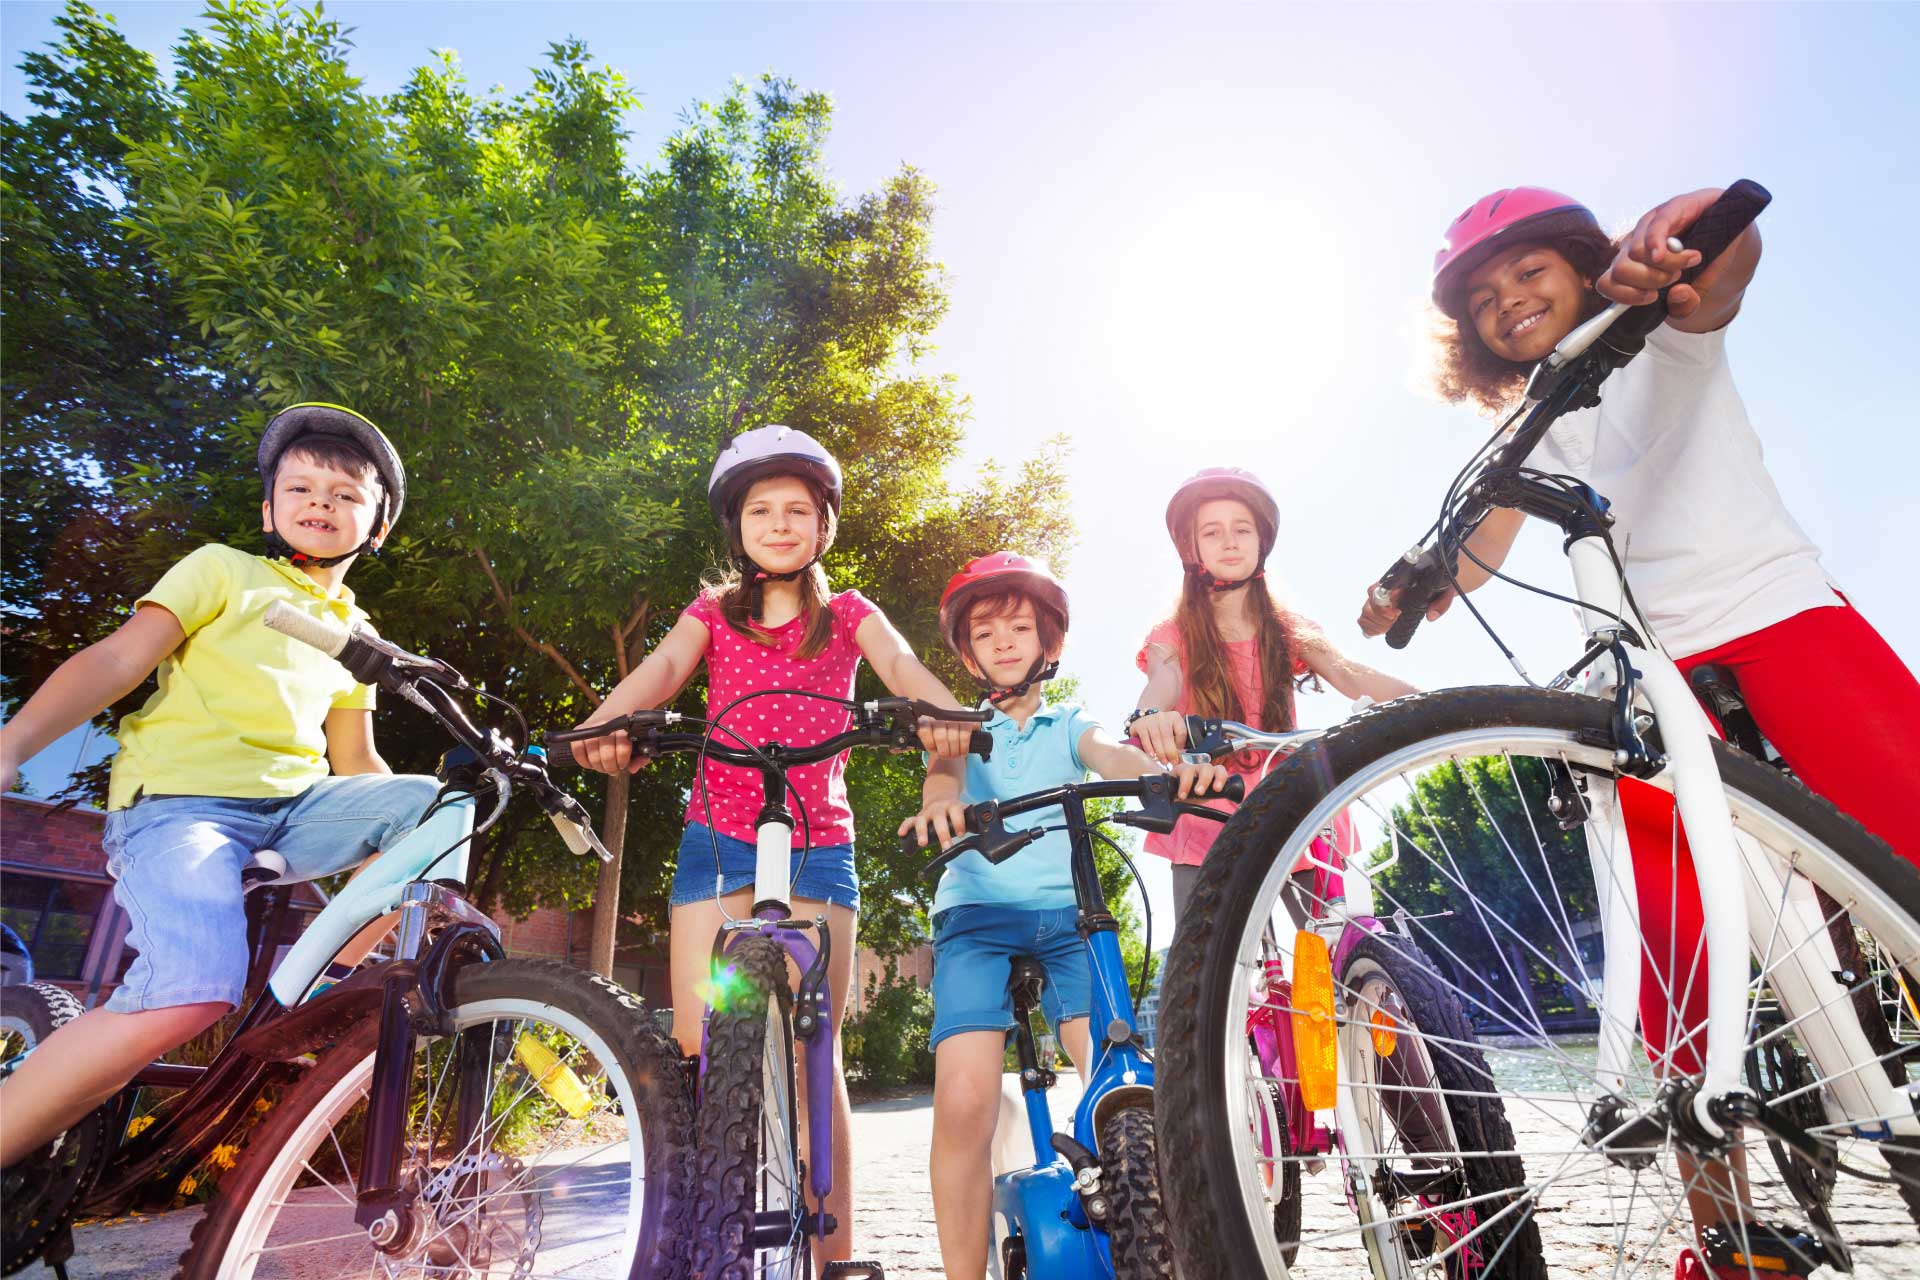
left=1290, top=929, right=1337, bottom=1112
left=1369, top=1008, right=1398, bottom=1058
left=1730, top=1254, right=1789, bottom=1273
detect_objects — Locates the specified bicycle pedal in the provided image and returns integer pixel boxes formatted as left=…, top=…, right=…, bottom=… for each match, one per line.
left=1698, top=1221, right=1827, bottom=1277
left=822, top=1263, right=885, bottom=1279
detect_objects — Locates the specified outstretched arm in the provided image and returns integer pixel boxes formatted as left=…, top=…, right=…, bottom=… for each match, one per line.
left=1598, top=186, right=1762, bottom=334
left=855, top=611, right=978, bottom=758
left=0, top=605, right=185, bottom=793
left=1297, top=623, right=1419, bottom=703
left=570, top=613, right=711, bottom=775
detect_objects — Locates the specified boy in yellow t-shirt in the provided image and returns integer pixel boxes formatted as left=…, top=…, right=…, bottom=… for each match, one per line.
left=0, top=404, right=438, bottom=1168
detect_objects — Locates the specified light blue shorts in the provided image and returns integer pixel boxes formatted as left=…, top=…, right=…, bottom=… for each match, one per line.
left=929, top=903, right=1091, bottom=1049
left=669, top=824, right=858, bottom=913
left=100, top=773, right=441, bottom=1012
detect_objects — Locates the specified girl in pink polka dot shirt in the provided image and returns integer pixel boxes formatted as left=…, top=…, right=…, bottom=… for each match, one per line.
left=570, top=425, right=975, bottom=1266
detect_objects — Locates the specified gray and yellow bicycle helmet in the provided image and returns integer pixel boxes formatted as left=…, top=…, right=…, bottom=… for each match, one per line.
left=258, top=403, right=407, bottom=565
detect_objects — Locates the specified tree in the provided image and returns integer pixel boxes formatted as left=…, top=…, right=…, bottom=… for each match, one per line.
left=3, top=1, right=1077, bottom=969
left=1371, top=755, right=1599, bottom=1030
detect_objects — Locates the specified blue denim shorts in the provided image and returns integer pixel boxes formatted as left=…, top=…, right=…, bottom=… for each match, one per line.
left=669, top=824, right=859, bottom=912
left=100, top=774, right=441, bottom=1013
left=929, top=904, right=1091, bottom=1049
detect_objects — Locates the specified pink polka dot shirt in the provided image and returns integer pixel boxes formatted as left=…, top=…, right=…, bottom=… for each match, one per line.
left=682, top=588, right=879, bottom=848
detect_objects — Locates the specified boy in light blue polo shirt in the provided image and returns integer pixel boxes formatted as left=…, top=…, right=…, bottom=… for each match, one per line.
left=898, top=551, right=1227, bottom=1280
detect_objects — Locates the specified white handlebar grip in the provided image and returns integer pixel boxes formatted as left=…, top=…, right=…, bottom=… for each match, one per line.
left=261, top=601, right=350, bottom=657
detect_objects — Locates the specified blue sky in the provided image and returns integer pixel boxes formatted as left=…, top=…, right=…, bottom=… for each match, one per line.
left=7, top=2, right=1917, bottom=924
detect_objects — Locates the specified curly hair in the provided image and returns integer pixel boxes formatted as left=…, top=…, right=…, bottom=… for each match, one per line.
left=1428, top=228, right=1619, bottom=415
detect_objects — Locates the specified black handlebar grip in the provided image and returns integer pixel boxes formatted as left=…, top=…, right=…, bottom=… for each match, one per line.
left=543, top=739, right=580, bottom=768
left=1221, top=775, right=1246, bottom=802
left=1385, top=595, right=1427, bottom=650
left=1675, top=180, right=1771, bottom=285
left=968, top=729, right=994, bottom=761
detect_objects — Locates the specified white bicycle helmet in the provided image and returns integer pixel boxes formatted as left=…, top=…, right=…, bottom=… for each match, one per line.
left=707, top=425, right=844, bottom=524
left=1165, top=467, right=1280, bottom=564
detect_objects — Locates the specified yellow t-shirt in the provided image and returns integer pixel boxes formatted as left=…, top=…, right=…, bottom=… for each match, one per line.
left=106, top=545, right=378, bottom=810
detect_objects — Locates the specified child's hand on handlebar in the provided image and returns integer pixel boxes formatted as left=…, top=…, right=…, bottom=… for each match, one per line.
left=1358, top=580, right=1456, bottom=638
left=916, top=716, right=979, bottom=759
left=1129, top=710, right=1187, bottom=764
left=899, top=800, right=969, bottom=851
left=570, top=724, right=651, bottom=775
left=1171, top=759, right=1232, bottom=800
left=1597, top=188, right=1717, bottom=315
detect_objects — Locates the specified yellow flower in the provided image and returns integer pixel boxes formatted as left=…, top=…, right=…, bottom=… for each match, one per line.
left=177, top=1175, right=199, bottom=1197
left=208, top=1144, right=238, bottom=1170
left=126, top=1115, right=155, bottom=1137
left=253, top=1097, right=272, bottom=1114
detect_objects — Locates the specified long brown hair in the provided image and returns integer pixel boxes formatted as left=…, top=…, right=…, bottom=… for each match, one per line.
left=1429, top=228, right=1619, bottom=414
left=1173, top=572, right=1297, bottom=731
left=702, top=477, right=841, bottom=660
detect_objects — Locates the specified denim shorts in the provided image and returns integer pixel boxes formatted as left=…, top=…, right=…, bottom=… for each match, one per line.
left=669, top=824, right=859, bottom=912
left=929, top=903, right=1091, bottom=1049
left=100, top=773, right=441, bottom=1013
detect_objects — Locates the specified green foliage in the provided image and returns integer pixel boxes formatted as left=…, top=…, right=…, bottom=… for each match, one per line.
left=844, top=961, right=935, bottom=1087
left=1371, top=755, right=1597, bottom=1021
left=1, top=1, right=1076, bottom=953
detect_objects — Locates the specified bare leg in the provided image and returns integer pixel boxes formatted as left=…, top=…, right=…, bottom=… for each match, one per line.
left=1057, top=1015, right=1091, bottom=1079
left=0, top=1001, right=226, bottom=1166
left=929, top=1029, right=1009, bottom=1280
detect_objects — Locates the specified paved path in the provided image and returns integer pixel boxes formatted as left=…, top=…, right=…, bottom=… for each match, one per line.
left=60, top=1081, right=1920, bottom=1279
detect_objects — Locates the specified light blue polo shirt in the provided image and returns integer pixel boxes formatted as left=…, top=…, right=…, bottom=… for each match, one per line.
left=931, top=701, right=1098, bottom=915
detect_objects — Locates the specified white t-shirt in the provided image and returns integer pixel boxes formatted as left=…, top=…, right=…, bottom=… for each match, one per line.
left=1528, top=323, right=1841, bottom=659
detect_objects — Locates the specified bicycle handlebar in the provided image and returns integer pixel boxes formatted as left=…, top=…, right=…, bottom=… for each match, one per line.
left=1180, top=715, right=1321, bottom=761
left=543, top=701, right=995, bottom=769
left=1372, top=180, right=1772, bottom=651
left=900, top=773, right=1246, bottom=878
left=262, top=602, right=610, bottom=860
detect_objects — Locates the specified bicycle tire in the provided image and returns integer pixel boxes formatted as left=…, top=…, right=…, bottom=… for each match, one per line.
left=1339, top=932, right=1546, bottom=1278
left=690, top=934, right=809, bottom=1280
left=0, top=981, right=81, bottom=1056
left=1158, top=687, right=1920, bottom=1279
left=178, top=958, right=694, bottom=1280
left=1100, top=1102, right=1175, bottom=1280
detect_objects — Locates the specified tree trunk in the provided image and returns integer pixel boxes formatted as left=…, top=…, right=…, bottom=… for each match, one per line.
left=590, top=767, right=629, bottom=977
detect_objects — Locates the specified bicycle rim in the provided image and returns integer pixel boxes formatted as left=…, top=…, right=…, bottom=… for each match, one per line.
left=209, top=996, right=650, bottom=1279
left=1165, top=692, right=1920, bottom=1279
left=756, top=1004, right=807, bottom=1278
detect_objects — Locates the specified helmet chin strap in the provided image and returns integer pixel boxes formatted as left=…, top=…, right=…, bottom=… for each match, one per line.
left=978, top=656, right=1060, bottom=706
left=733, top=550, right=823, bottom=621
left=1186, top=563, right=1265, bottom=594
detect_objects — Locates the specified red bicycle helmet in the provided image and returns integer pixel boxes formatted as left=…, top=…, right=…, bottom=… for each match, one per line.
left=1431, top=187, right=1602, bottom=318
left=1165, top=468, right=1279, bottom=565
left=938, top=552, right=1070, bottom=658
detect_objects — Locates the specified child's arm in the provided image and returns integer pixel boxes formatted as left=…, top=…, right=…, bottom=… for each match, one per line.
left=1358, top=507, right=1525, bottom=638
left=898, top=756, right=970, bottom=850
left=1078, top=725, right=1231, bottom=800
left=854, top=611, right=979, bottom=758
left=1598, top=187, right=1762, bottom=334
left=571, top=613, right=712, bottom=775
left=0, top=605, right=185, bottom=793
left=1295, top=622, right=1420, bottom=703
left=1130, top=647, right=1190, bottom=765
left=324, top=708, right=392, bottom=776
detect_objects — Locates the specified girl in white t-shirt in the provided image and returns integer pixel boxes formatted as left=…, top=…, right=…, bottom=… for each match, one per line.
left=1362, top=185, right=1920, bottom=1280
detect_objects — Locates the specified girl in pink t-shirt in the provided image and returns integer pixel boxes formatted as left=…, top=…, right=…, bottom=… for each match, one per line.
left=570, top=425, right=974, bottom=1266
left=1128, top=467, right=1416, bottom=921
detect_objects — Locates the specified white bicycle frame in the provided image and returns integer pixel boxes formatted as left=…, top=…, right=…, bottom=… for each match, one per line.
left=1567, top=537, right=1912, bottom=1141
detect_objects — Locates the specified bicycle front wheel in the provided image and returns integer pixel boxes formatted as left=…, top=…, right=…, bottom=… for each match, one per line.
left=691, top=934, right=810, bottom=1280
left=179, top=958, right=694, bottom=1280
left=1157, top=687, right=1920, bottom=1279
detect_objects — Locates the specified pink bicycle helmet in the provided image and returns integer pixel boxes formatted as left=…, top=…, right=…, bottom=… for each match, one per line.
left=938, top=552, right=1070, bottom=658
left=1165, top=468, right=1279, bottom=564
left=1431, top=187, right=1602, bottom=318
left=707, top=424, right=844, bottom=523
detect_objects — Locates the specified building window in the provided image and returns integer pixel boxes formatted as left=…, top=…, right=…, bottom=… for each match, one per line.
left=1, top=873, right=108, bottom=981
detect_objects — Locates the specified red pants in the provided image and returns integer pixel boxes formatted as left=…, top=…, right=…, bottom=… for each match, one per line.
left=1623, top=602, right=1920, bottom=1074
